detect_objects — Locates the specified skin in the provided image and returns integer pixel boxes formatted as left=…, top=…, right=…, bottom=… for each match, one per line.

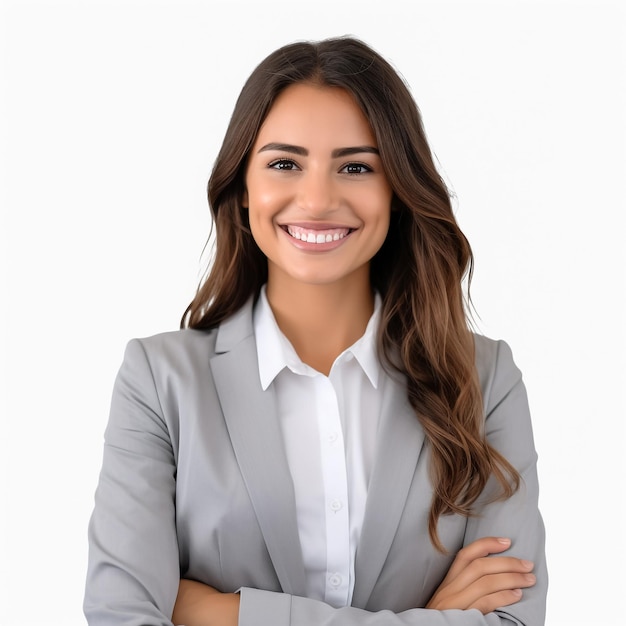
left=171, top=538, right=536, bottom=624
left=424, top=537, right=536, bottom=612
left=171, top=84, right=536, bottom=624
left=243, top=82, right=393, bottom=374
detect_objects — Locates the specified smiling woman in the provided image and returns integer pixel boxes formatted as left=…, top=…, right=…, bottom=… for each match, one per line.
left=84, top=36, right=547, bottom=626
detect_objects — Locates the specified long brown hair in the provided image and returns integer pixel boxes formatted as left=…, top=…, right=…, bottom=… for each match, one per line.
left=182, top=36, right=520, bottom=552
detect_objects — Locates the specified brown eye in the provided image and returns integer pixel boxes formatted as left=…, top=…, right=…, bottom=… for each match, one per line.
left=269, top=159, right=299, bottom=171
left=341, top=163, right=371, bottom=175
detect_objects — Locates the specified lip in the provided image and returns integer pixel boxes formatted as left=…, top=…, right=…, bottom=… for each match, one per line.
left=279, top=224, right=356, bottom=252
left=278, top=222, right=358, bottom=230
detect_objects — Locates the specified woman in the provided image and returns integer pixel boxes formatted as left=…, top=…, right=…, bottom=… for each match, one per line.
left=84, top=37, right=547, bottom=625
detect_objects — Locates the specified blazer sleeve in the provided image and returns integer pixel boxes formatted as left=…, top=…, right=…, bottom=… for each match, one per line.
left=84, top=338, right=180, bottom=626
left=235, top=339, right=547, bottom=626
left=85, top=336, right=546, bottom=626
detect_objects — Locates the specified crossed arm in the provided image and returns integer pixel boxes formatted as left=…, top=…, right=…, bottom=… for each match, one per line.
left=85, top=337, right=545, bottom=626
left=171, top=537, right=537, bottom=626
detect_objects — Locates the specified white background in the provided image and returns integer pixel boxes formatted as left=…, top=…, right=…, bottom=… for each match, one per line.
left=1, top=1, right=625, bottom=624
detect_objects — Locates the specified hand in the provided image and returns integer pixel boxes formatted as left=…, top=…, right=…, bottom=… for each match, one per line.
left=425, top=537, right=536, bottom=614
left=172, top=579, right=240, bottom=626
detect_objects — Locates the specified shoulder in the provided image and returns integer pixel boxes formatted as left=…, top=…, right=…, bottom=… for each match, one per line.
left=132, top=327, right=218, bottom=356
left=472, top=334, right=538, bottom=473
left=119, top=298, right=255, bottom=373
left=119, top=296, right=256, bottom=380
left=473, top=334, right=524, bottom=415
left=119, top=328, right=219, bottom=385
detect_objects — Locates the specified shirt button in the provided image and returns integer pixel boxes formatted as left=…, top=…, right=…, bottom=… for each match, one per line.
left=328, top=573, right=342, bottom=588
left=327, top=431, right=339, bottom=443
left=330, top=499, right=343, bottom=512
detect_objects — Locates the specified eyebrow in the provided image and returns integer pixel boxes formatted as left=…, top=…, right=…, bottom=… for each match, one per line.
left=257, top=142, right=380, bottom=158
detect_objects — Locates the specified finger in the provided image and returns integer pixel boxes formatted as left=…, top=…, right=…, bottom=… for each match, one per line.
left=444, top=537, right=513, bottom=583
left=445, top=556, right=534, bottom=595
left=457, top=537, right=513, bottom=563
left=460, top=571, right=536, bottom=609
left=470, top=588, right=524, bottom=615
left=429, top=572, right=536, bottom=609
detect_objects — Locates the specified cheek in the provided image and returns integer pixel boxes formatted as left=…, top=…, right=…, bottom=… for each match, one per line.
left=247, top=207, right=270, bottom=247
left=247, top=194, right=282, bottom=257
left=246, top=184, right=270, bottom=226
left=247, top=180, right=288, bottom=221
left=367, top=195, right=393, bottom=252
left=248, top=201, right=277, bottom=241
left=366, top=193, right=392, bottom=232
left=375, top=215, right=391, bottom=250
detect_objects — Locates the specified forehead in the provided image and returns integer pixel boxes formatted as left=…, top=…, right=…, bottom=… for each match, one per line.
left=254, top=83, right=378, bottom=147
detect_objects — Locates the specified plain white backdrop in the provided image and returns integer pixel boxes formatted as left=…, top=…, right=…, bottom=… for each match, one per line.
left=1, top=1, right=625, bottom=624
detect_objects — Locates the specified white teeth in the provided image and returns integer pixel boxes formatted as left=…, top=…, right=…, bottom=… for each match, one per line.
left=286, top=226, right=350, bottom=243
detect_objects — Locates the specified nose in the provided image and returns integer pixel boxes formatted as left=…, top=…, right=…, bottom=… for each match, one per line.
left=296, top=167, right=338, bottom=216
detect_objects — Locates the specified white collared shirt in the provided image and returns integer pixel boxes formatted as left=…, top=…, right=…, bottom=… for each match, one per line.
left=253, top=286, right=388, bottom=608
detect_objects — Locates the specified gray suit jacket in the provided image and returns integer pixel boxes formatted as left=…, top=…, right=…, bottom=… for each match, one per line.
left=84, top=299, right=547, bottom=625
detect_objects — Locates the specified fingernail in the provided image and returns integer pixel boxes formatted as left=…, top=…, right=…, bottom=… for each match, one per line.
left=521, top=560, right=534, bottom=569
left=513, top=588, right=523, bottom=597
left=497, top=537, right=511, bottom=544
left=524, top=574, right=536, bottom=583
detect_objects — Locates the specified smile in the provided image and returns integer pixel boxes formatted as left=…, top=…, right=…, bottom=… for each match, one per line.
left=284, top=225, right=353, bottom=244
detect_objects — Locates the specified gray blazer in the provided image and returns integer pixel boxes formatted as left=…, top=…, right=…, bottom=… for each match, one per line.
left=84, top=298, right=547, bottom=625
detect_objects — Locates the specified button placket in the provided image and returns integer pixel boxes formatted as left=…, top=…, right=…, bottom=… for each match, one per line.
left=330, top=499, right=343, bottom=512
left=328, top=573, right=343, bottom=588
left=315, top=375, right=350, bottom=607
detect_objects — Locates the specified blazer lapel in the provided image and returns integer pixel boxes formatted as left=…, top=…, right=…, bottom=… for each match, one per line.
left=352, top=373, right=426, bottom=609
left=210, top=301, right=307, bottom=597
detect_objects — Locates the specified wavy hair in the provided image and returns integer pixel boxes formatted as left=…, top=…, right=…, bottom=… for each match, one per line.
left=181, top=36, right=520, bottom=552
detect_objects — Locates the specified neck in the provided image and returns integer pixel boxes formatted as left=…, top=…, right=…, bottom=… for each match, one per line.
left=266, top=271, right=374, bottom=375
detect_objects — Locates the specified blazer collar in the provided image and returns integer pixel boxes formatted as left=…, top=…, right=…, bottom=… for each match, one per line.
left=214, top=296, right=256, bottom=353
left=352, top=369, right=425, bottom=608
left=210, top=297, right=307, bottom=597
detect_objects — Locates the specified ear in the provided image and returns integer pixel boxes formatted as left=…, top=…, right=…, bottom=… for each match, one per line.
left=241, top=189, right=249, bottom=208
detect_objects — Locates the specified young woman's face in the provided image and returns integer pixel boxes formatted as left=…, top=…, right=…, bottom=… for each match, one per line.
left=244, top=83, right=393, bottom=290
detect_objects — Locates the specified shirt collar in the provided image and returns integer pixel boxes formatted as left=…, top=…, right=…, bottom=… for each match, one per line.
left=254, top=286, right=306, bottom=390
left=253, top=286, right=382, bottom=391
left=348, top=296, right=381, bottom=388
